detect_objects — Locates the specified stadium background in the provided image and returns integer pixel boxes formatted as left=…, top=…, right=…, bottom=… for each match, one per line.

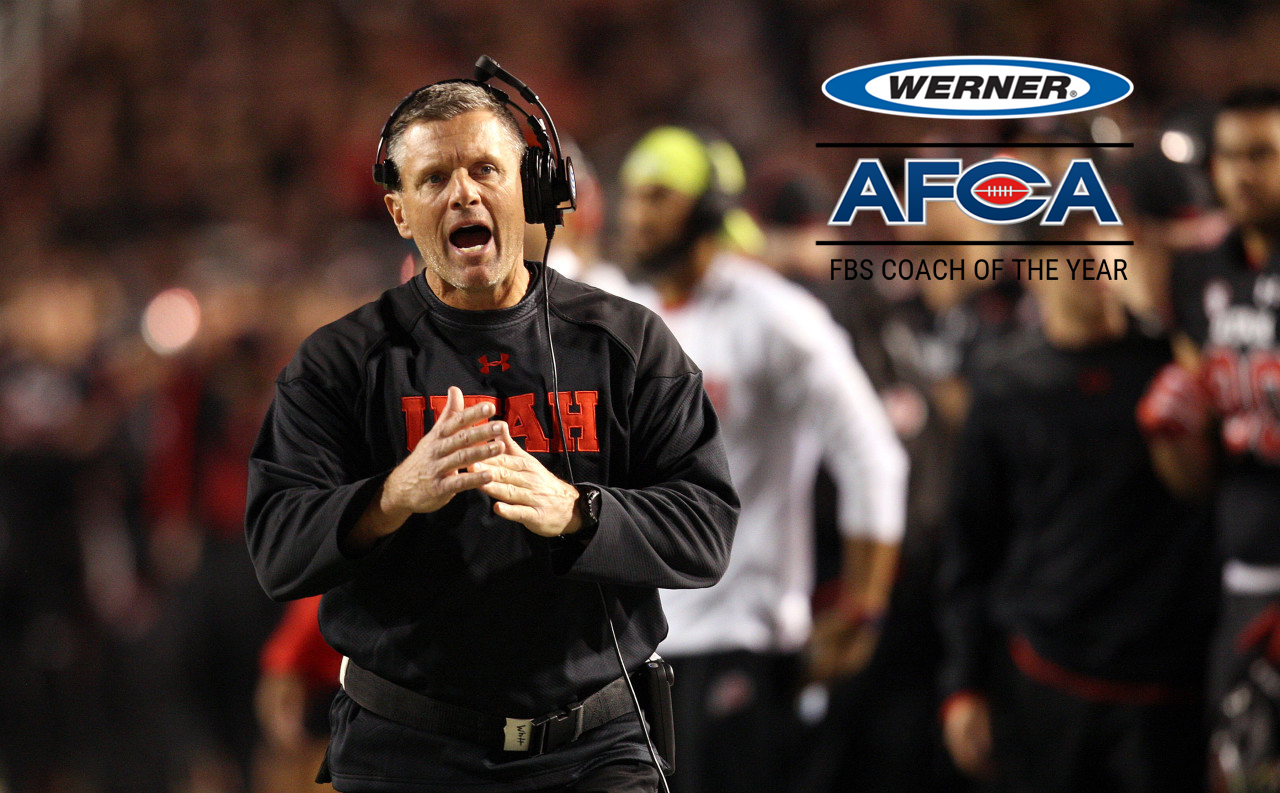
left=0, top=0, right=1273, bottom=791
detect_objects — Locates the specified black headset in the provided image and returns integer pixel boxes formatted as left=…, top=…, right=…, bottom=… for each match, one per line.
left=688, top=151, right=732, bottom=239
left=682, top=129, right=738, bottom=239
left=372, top=55, right=576, bottom=230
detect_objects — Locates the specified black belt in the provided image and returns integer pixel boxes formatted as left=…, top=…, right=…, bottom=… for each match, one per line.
left=340, top=658, right=636, bottom=754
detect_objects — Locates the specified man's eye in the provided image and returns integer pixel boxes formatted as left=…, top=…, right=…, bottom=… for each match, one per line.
left=477, top=165, right=496, bottom=175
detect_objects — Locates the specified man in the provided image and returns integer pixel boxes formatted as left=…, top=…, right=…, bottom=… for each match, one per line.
left=245, top=80, right=739, bottom=793
left=617, top=127, right=908, bottom=793
left=938, top=237, right=1216, bottom=793
left=1164, top=86, right=1280, bottom=707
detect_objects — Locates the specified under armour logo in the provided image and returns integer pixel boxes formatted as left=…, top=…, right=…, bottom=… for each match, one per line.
left=479, top=354, right=510, bottom=373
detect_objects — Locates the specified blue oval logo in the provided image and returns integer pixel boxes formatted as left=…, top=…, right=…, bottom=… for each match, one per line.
left=823, top=57, right=1133, bottom=119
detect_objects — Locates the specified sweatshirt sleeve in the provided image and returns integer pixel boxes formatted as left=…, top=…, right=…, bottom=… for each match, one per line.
left=245, top=376, right=393, bottom=601
left=556, top=323, right=740, bottom=589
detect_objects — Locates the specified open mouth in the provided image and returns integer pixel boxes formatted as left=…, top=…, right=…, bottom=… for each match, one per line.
left=449, top=225, right=493, bottom=252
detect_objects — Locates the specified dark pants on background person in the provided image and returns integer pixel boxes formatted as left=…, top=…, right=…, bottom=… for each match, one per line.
left=665, top=651, right=801, bottom=793
left=989, top=646, right=1206, bottom=793
left=1209, top=589, right=1279, bottom=708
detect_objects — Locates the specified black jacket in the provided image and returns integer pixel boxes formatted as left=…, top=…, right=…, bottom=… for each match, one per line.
left=246, top=262, right=738, bottom=790
left=937, top=325, right=1214, bottom=697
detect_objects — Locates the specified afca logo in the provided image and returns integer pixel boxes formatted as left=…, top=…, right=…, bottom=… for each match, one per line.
left=830, top=158, right=1121, bottom=226
left=823, top=57, right=1133, bottom=119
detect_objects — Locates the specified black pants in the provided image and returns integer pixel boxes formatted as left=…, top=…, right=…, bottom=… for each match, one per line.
left=665, top=650, right=800, bottom=793
left=989, top=652, right=1206, bottom=793
left=329, top=759, right=660, bottom=793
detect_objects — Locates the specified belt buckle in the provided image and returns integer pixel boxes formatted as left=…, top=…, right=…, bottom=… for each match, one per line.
left=531, top=701, right=584, bottom=754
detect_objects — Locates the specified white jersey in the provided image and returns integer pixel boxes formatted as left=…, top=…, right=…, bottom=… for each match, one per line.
left=658, top=253, right=908, bottom=655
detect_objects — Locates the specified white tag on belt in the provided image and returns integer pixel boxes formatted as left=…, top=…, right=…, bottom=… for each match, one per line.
left=504, top=717, right=535, bottom=751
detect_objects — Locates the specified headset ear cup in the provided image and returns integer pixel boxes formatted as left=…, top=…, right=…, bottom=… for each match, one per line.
left=522, top=148, right=542, bottom=225
left=539, top=152, right=557, bottom=225
left=687, top=185, right=728, bottom=237
left=375, top=160, right=400, bottom=191
left=523, top=147, right=562, bottom=226
left=541, top=152, right=560, bottom=226
left=558, top=156, right=576, bottom=213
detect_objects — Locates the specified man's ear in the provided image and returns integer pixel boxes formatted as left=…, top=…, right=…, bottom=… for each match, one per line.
left=385, top=193, right=413, bottom=240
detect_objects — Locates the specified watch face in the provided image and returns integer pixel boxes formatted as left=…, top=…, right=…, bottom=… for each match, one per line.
left=580, top=485, right=600, bottom=525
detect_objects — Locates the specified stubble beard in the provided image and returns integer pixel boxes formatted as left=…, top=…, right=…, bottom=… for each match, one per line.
left=422, top=244, right=516, bottom=294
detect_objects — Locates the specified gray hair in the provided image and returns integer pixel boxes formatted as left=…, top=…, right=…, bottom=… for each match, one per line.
left=385, top=81, right=527, bottom=184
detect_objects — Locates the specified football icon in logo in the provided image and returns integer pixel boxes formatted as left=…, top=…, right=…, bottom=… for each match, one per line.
left=972, top=176, right=1033, bottom=206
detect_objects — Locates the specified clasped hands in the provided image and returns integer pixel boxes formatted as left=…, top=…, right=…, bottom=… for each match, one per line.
left=358, top=386, right=581, bottom=548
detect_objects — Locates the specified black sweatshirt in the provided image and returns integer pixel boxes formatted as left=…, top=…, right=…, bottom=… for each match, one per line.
left=937, top=325, right=1215, bottom=698
left=245, top=262, right=738, bottom=791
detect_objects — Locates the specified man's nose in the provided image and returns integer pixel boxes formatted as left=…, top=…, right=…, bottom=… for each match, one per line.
left=449, top=169, right=481, bottom=209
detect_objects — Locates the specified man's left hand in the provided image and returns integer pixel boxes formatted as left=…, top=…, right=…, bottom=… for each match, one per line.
left=473, top=423, right=583, bottom=537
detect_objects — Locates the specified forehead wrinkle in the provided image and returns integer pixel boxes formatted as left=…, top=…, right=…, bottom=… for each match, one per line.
left=398, top=120, right=518, bottom=185
left=390, top=111, right=524, bottom=177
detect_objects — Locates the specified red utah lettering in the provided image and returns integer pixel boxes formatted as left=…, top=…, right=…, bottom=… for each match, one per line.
left=400, top=391, right=599, bottom=453
left=548, top=390, right=600, bottom=452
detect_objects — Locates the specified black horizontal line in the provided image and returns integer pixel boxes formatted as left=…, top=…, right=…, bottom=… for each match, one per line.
left=816, top=142, right=1134, bottom=148
left=816, top=240, right=1135, bottom=246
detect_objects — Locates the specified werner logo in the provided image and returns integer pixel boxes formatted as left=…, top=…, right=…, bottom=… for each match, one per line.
left=830, top=158, right=1120, bottom=226
left=823, top=57, right=1133, bottom=118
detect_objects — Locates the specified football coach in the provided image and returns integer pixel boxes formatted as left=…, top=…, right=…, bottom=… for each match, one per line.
left=245, top=65, right=738, bottom=793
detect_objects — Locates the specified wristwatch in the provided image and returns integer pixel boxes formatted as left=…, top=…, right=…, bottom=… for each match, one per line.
left=573, top=484, right=602, bottom=538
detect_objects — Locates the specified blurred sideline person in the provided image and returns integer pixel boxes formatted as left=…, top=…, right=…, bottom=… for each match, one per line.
left=938, top=230, right=1216, bottom=793
left=254, top=596, right=340, bottom=793
left=618, top=127, right=908, bottom=793
left=1162, top=87, right=1280, bottom=710
left=0, top=269, right=166, bottom=793
left=144, top=261, right=291, bottom=793
left=750, top=167, right=984, bottom=792
left=246, top=78, right=739, bottom=792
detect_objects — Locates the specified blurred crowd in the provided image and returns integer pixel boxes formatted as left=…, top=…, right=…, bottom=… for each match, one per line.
left=3, top=0, right=1280, bottom=792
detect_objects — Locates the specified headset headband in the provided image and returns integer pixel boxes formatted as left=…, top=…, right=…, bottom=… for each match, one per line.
left=371, top=56, right=575, bottom=229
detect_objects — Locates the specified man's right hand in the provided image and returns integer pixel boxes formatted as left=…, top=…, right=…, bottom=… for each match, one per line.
left=344, top=386, right=505, bottom=553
